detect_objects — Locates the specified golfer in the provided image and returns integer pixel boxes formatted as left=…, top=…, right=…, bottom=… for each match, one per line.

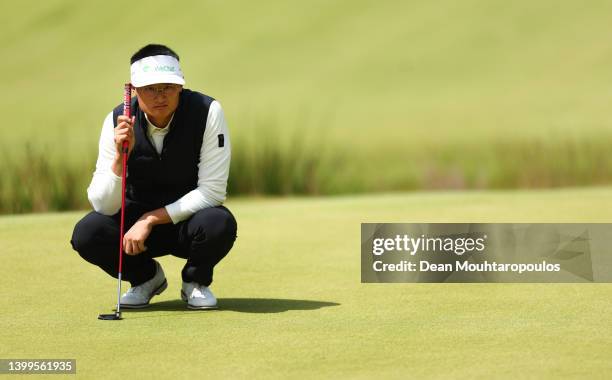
left=71, top=44, right=237, bottom=309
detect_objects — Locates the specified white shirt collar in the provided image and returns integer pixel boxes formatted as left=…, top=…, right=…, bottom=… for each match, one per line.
left=144, top=112, right=174, bottom=134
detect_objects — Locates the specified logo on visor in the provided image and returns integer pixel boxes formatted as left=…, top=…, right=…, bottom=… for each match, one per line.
left=154, top=65, right=176, bottom=72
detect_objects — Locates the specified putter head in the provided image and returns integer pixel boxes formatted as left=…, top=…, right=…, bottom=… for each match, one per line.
left=98, top=312, right=122, bottom=320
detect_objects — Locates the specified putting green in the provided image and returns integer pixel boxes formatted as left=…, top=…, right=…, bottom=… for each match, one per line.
left=1, top=188, right=612, bottom=378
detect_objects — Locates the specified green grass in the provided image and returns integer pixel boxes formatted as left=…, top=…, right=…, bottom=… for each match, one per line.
left=1, top=188, right=612, bottom=378
left=4, top=130, right=612, bottom=214
left=3, top=0, right=612, bottom=213
left=5, top=0, right=612, bottom=145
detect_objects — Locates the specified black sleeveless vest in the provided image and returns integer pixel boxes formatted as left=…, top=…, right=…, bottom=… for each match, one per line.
left=112, top=89, right=215, bottom=210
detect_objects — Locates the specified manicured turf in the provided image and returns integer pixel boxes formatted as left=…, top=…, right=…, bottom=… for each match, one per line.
left=1, top=188, right=612, bottom=378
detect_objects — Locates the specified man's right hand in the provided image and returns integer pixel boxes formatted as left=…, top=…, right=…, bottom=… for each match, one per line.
left=115, top=115, right=136, bottom=156
left=112, top=115, right=136, bottom=176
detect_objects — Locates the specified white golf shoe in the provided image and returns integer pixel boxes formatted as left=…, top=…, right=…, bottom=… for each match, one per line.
left=119, top=261, right=167, bottom=308
left=181, top=281, right=218, bottom=310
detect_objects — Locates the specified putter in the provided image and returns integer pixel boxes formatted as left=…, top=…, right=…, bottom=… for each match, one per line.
left=99, top=83, right=132, bottom=321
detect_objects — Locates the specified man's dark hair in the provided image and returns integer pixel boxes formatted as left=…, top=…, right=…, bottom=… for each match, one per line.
left=131, top=44, right=180, bottom=64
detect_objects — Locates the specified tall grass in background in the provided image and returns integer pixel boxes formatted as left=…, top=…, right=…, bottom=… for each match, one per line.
left=0, top=144, right=95, bottom=214
left=2, top=131, right=612, bottom=214
left=415, top=135, right=612, bottom=189
left=227, top=112, right=340, bottom=195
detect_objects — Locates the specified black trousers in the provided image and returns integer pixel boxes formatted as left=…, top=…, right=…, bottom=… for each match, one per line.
left=70, top=200, right=237, bottom=287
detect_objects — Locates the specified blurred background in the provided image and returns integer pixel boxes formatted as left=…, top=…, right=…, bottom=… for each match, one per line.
left=2, top=0, right=612, bottom=214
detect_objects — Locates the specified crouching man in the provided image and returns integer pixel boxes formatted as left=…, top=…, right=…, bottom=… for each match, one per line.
left=71, top=44, right=237, bottom=310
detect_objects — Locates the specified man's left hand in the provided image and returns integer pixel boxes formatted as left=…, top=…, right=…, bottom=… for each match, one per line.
left=123, top=219, right=153, bottom=255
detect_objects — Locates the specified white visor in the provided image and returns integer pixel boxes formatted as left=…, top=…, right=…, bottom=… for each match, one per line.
left=130, top=55, right=185, bottom=87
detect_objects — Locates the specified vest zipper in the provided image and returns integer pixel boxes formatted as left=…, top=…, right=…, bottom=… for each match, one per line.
left=144, top=131, right=162, bottom=161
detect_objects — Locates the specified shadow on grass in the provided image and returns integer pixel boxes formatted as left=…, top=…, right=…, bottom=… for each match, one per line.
left=119, top=298, right=340, bottom=314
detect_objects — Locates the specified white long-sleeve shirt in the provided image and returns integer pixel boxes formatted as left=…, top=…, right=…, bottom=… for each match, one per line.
left=87, top=100, right=231, bottom=224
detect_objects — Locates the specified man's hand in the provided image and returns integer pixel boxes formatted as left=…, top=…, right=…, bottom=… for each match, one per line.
left=112, top=115, right=136, bottom=177
left=123, top=219, right=152, bottom=255
left=115, top=115, right=136, bottom=156
left=122, top=208, right=172, bottom=255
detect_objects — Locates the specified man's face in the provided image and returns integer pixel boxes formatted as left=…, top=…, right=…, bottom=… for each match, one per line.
left=134, top=83, right=182, bottom=123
